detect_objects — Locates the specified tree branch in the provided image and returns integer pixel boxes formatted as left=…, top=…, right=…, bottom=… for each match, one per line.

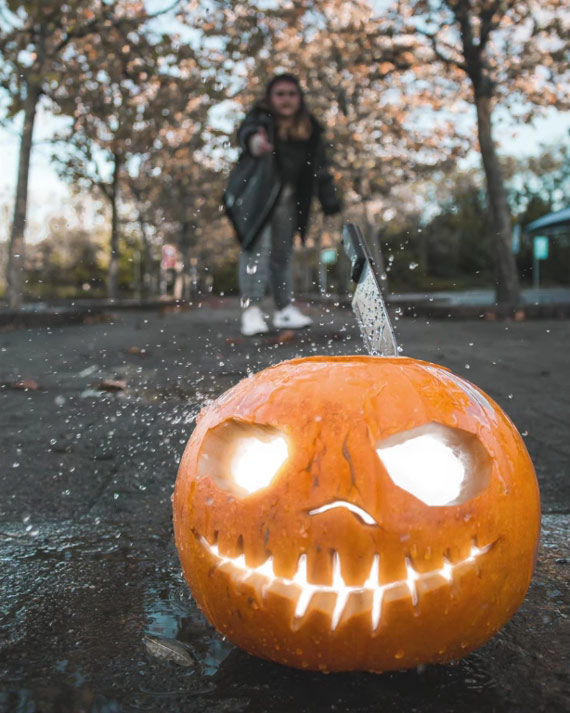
left=147, top=0, right=181, bottom=19
left=414, top=26, right=468, bottom=72
left=479, top=0, right=505, bottom=51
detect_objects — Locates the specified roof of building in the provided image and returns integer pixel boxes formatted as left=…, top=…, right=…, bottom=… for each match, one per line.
left=525, top=207, right=570, bottom=233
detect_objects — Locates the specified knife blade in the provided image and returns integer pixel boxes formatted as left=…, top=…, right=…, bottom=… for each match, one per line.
left=342, top=223, right=398, bottom=357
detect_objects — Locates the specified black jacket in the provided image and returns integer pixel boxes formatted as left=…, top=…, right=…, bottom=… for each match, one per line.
left=224, top=107, right=341, bottom=249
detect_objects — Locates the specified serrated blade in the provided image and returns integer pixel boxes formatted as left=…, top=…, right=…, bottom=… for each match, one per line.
left=352, top=260, right=398, bottom=356
left=342, top=222, right=398, bottom=357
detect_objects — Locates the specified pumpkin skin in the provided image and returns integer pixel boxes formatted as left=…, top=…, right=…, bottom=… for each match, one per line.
left=173, top=356, right=540, bottom=673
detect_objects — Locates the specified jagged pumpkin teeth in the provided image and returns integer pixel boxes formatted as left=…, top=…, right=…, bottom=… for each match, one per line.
left=202, top=537, right=495, bottom=631
left=173, top=356, right=540, bottom=673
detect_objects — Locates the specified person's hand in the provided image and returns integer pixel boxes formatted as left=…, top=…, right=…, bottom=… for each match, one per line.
left=248, top=128, right=273, bottom=156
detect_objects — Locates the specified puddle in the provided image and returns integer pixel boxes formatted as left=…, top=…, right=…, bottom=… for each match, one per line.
left=144, top=576, right=234, bottom=676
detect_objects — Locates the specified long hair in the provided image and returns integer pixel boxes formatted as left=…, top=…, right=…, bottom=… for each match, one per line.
left=259, top=73, right=312, bottom=141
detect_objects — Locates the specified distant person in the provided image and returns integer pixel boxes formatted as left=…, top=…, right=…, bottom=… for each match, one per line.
left=224, top=73, right=342, bottom=336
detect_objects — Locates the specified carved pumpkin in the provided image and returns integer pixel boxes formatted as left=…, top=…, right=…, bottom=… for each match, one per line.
left=173, top=356, right=540, bottom=673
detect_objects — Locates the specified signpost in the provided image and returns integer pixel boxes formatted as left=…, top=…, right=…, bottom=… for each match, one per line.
left=512, top=223, right=521, bottom=254
left=319, top=248, right=338, bottom=294
left=533, top=236, right=549, bottom=289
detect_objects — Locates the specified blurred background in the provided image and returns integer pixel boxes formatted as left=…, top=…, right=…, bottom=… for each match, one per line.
left=1, top=0, right=569, bottom=310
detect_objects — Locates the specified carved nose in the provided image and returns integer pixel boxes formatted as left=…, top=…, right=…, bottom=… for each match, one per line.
left=308, top=501, right=378, bottom=526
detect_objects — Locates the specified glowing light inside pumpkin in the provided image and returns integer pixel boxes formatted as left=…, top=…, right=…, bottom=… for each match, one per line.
left=309, top=501, right=378, bottom=525
left=230, top=435, right=289, bottom=494
left=202, top=537, right=494, bottom=632
left=376, top=423, right=490, bottom=506
left=198, top=420, right=290, bottom=496
left=378, top=434, right=464, bottom=505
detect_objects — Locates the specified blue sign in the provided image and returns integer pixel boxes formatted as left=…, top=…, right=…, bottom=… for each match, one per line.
left=533, top=236, right=549, bottom=260
left=321, top=248, right=337, bottom=265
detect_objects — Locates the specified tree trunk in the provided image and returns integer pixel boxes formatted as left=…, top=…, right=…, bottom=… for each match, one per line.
left=138, top=215, right=154, bottom=297
left=178, top=219, right=192, bottom=300
left=107, top=153, right=121, bottom=300
left=475, top=95, right=520, bottom=312
left=6, top=82, right=41, bottom=309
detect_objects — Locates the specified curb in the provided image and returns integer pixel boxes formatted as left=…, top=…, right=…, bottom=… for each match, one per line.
left=394, top=301, right=570, bottom=320
left=0, top=298, right=184, bottom=329
left=300, top=294, right=570, bottom=320
left=1, top=295, right=568, bottom=330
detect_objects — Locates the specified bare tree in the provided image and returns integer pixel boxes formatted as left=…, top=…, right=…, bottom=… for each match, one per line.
left=388, top=0, right=570, bottom=310
left=0, top=0, right=180, bottom=306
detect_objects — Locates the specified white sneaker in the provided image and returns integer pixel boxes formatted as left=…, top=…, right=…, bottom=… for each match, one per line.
left=273, top=304, right=313, bottom=329
left=241, top=305, right=269, bottom=336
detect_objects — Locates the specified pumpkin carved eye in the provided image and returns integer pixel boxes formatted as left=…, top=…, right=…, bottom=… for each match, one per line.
left=198, top=419, right=289, bottom=496
left=376, top=422, right=491, bottom=506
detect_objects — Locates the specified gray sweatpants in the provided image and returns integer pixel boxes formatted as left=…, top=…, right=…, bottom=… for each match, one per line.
left=238, top=184, right=296, bottom=310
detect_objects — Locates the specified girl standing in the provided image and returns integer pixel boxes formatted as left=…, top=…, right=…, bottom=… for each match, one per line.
left=225, top=73, right=342, bottom=336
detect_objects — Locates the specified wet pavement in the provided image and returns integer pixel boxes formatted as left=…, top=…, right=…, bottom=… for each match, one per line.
left=1, top=297, right=569, bottom=713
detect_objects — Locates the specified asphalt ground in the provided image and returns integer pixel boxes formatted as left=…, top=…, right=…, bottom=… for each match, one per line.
left=0, top=297, right=569, bottom=713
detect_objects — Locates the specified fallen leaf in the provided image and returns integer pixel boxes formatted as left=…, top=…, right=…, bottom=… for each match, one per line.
left=143, top=635, right=195, bottom=667
left=11, top=379, right=39, bottom=391
left=159, top=303, right=190, bottom=316
left=96, top=379, right=127, bottom=392
left=82, top=312, right=117, bottom=325
left=264, top=330, right=296, bottom=345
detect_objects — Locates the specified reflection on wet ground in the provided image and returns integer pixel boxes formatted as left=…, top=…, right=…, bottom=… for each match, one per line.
left=1, top=514, right=568, bottom=713
left=0, top=522, right=231, bottom=712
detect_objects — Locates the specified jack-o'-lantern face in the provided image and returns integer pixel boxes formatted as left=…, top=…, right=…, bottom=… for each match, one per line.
left=173, top=357, right=540, bottom=673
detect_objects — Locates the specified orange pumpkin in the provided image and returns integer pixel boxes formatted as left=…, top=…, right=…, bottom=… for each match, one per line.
left=173, top=356, right=540, bottom=673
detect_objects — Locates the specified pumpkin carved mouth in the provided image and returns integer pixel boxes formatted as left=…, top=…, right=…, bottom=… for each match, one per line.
left=201, top=535, right=496, bottom=632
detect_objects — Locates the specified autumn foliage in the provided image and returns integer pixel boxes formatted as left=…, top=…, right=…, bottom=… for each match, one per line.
left=1, top=0, right=568, bottom=306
